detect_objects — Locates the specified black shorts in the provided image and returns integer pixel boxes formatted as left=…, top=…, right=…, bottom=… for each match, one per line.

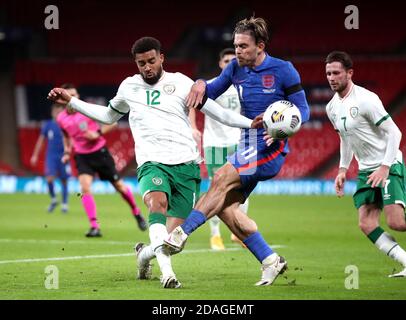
left=74, top=147, right=120, bottom=182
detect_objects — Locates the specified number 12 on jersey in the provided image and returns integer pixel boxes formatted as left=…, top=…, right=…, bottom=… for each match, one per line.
left=146, top=90, right=161, bottom=106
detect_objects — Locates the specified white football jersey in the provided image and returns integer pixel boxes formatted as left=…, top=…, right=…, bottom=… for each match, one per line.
left=109, top=71, right=200, bottom=167
left=203, top=80, right=241, bottom=148
left=326, top=84, right=402, bottom=171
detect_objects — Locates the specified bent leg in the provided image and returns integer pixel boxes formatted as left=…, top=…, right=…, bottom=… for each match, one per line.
left=138, top=191, right=179, bottom=286
left=179, top=163, right=241, bottom=237
left=218, top=191, right=287, bottom=285
left=384, top=204, right=406, bottom=231
left=360, top=204, right=406, bottom=270
left=195, top=162, right=242, bottom=218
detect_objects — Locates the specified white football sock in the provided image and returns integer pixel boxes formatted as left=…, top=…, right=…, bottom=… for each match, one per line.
left=262, top=252, right=278, bottom=265
left=155, top=246, right=175, bottom=277
left=209, top=215, right=221, bottom=237
left=375, top=232, right=406, bottom=267
left=139, top=244, right=155, bottom=261
left=149, top=223, right=175, bottom=277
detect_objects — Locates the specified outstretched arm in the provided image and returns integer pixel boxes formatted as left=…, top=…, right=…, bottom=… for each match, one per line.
left=47, top=88, right=123, bottom=124
left=198, top=98, right=253, bottom=128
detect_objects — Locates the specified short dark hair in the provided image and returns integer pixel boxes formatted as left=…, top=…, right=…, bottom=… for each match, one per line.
left=325, top=51, right=353, bottom=70
left=219, top=48, right=235, bottom=60
left=233, top=16, right=270, bottom=45
left=131, top=37, right=161, bottom=57
left=60, top=83, right=76, bottom=90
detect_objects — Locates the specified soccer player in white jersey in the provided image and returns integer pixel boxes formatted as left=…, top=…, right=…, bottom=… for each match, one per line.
left=203, top=48, right=249, bottom=250
left=325, top=51, right=406, bottom=277
left=48, top=37, right=258, bottom=288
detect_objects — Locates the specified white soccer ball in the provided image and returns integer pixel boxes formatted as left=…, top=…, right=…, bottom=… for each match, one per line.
left=263, top=100, right=302, bottom=139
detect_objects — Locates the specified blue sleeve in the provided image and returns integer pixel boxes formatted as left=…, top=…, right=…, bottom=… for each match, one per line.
left=206, top=60, right=234, bottom=100
left=288, top=91, right=310, bottom=123
left=40, top=122, right=48, bottom=137
left=284, top=62, right=310, bottom=123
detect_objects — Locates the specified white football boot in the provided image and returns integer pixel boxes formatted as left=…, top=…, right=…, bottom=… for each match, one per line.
left=134, top=242, right=152, bottom=280
left=160, top=274, right=182, bottom=289
left=255, top=254, right=288, bottom=286
left=164, top=226, right=188, bottom=252
left=388, top=267, right=406, bottom=278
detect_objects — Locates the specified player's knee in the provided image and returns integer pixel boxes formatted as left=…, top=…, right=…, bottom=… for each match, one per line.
left=385, top=205, right=406, bottom=231
left=387, top=219, right=406, bottom=231
left=358, top=220, right=377, bottom=235
left=146, top=195, right=168, bottom=213
left=148, top=202, right=167, bottom=213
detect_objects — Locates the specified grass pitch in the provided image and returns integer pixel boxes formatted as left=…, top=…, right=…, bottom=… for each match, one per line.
left=0, top=193, right=405, bottom=300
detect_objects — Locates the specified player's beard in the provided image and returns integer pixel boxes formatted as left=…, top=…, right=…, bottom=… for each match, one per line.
left=236, top=56, right=256, bottom=68
left=142, top=66, right=163, bottom=85
left=333, top=81, right=348, bottom=94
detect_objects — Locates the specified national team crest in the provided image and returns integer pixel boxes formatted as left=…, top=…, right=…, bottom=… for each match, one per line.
left=262, top=75, right=275, bottom=88
left=163, top=84, right=176, bottom=95
left=350, top=107, right=359, bottom=118
left=152, top=177, right=163, bottom=185
left=79, top=121, right=88, bottom=131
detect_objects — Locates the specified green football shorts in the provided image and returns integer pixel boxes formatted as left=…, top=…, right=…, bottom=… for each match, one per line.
left=137, top=161, right=201, bottom=219
left=353, top=161, right=406, bottom=210
left=204, top=145, right=237, bottom=178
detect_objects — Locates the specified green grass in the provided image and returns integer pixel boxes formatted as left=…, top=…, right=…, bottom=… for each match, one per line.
left=0, top=194, right=405, bottom=300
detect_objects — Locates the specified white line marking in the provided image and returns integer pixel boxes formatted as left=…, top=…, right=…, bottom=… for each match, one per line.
left=0, top=238, right=133, bottom=246
left=0, top=244, right=285, bottom=265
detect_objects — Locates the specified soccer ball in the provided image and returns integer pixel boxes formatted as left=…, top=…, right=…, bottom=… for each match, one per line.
left=263, top=100, right=302, bottom=139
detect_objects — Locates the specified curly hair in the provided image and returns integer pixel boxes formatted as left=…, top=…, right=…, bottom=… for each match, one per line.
left=131, top=37, right=161, bottom=57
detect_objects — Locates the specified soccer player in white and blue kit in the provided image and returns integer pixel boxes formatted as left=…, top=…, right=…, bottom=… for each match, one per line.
left=165, top=17, right=310, bottom=285
left=30, top=104, right=70, bottom=213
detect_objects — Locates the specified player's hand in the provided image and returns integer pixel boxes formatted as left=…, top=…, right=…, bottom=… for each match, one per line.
left=30, top=155, right=38, bottom=166
left=263, top=132, right=274, bottom=147
left=61, top=154, right=70, bottom=164
left=191, top=128, right=202, bottom=145
left=335, top=171, right=346, bottom=197
left=83, top=130, right=100, bottom=141
left=251, top=113, right=264, bottom=129
left=47, top=88, right=72, bottom=105
left=367, top=165, right=389, bottom=188
left=186, top=80, right=206, bottom=109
